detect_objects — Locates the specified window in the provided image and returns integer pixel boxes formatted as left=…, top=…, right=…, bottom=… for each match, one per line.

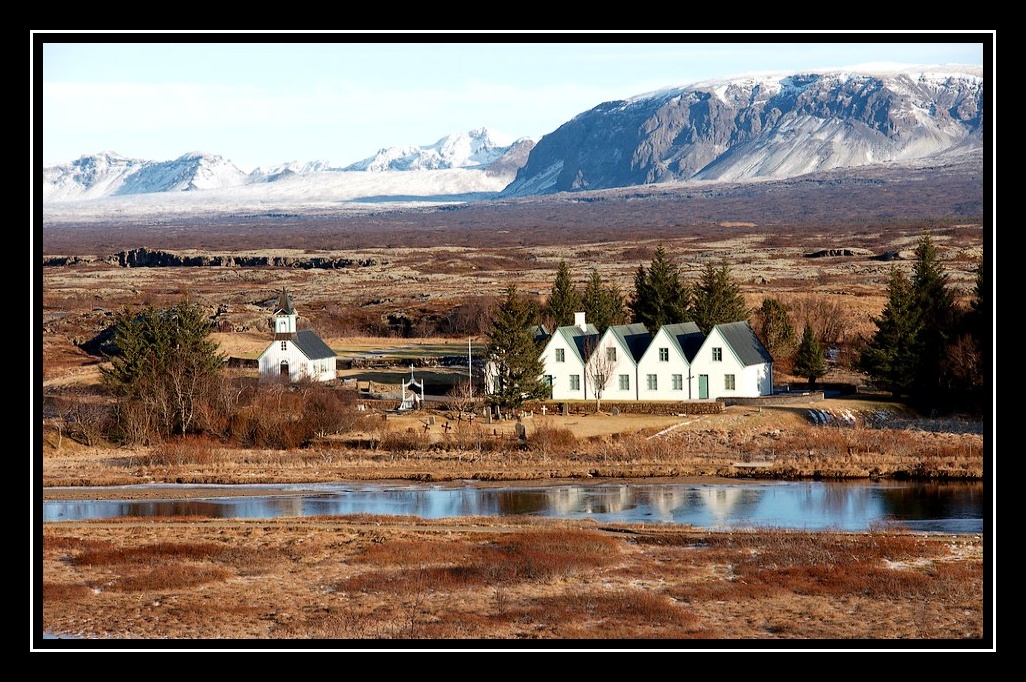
left=606, top=346, right=617, bottom=362
left=646, top=374, right=658, bottom=391
left=672, top=374, right=683, bottom=390
left=544, top=375, right=554, bottom=398
left=570, top=375, right=580, bottom=391
left=725, top=374, right=736, bottom=390
left=712, top=347, right=723, bottom=361
left=281, top=340, right=287, bottom=351
left=619, top=374, right=630, bottom=391
left=555, top=348, right=565, bottom=362
left=659, top=347, right=669, bottom=362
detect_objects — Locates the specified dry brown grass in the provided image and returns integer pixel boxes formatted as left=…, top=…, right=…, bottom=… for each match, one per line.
left=39, top=399, right=984, bottom=488
left=39, top=219, right=989, bottom=645
left=40, top=517, right=986, bottom=642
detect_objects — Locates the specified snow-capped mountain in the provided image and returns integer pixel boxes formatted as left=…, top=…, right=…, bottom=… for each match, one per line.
left=249, top=159, right=335, bottom=179
left=40, top=64, right=985, bottom=222
left=502, top=63, right=984, bottom=197
left=42, top=151, right=250, bottom=203
left=344, top=127, right=521, bottom=171
left=42, top=128, right=530, bottom=205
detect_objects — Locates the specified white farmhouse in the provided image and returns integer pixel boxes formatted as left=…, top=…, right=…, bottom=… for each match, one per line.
left=591, top=322, right=653, bottom=401
left=538, top=312, right=598, bottom=400
left=531, top=314, right=773, bottom=403
left=689, top=321, right=774, bottom=399
left=257, top=288, right=337, bottom=383
left=636, top=321, right=705, bottom=400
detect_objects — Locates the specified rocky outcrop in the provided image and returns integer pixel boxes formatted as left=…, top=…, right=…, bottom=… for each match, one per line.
left=804, top=249, right=871, bottom=258
left=42, top=249, right=387, bottom=268
left=42, top=248, right=387, bottom=269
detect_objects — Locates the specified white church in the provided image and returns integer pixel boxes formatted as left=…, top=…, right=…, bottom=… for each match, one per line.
left=257, top=288, right=338, bottom=383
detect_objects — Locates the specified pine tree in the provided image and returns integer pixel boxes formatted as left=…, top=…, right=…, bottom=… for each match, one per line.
left=628, top=246, right=690, bottom=334
left=908, top=233, right=956, bottom=407
left=690, top=260, right=749, bottom=334
left=102, top=299, right=225, bottom=441
left=969, top=257, right=987, bottom=376
left=581, top=268, right=626, bottom=334
left=486, top=285, right=549, bottom=412
left=857, top=267, right=921, bottom=398
left=546, top=260, right=581, bottom=328
left=793, top=322, right=828, bottom=388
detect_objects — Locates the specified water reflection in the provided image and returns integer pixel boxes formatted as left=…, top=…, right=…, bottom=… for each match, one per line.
left=41, top=480, right=985, bottom=533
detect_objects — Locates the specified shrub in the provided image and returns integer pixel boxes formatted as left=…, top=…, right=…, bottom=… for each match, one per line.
left=144, top=435, right=224, bottom=466
left=528, top=423, right=578, bottom=454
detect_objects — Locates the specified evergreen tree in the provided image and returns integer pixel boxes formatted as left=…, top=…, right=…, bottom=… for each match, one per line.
left=754, top=297, right=797, bottom=368
left=546, top=260, right=581, bottom=328
left=793, top=322, right=828, bottom=388
left=969, top=257, right=988, bottom=376
left=486, top=285, right=549, bottom=412
left=580, top=268, right=626, bottom=333
left=102, top=299, right=225, bottom=441
left=909, top=233, right=957, bottom=407
left=690, top=260, right=749, bottom=334
left=857, top=268, right=922, bottom=398
left=970, top=257, right=985, bottom=333
left=628, top=246, right=690, bottom=334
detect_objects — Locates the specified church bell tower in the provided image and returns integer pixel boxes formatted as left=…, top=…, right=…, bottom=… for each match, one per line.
left=273, top=287, right=297, bottom=339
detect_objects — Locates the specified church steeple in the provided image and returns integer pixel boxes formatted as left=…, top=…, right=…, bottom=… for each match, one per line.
left=272, top=287, right=297, bottom=339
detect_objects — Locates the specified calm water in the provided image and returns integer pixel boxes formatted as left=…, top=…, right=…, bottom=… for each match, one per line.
left=41, top=480, right=986, bottom=533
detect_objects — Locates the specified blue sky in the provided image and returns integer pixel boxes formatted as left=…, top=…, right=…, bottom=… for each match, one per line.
left=36, top=34, right=988, bottom=173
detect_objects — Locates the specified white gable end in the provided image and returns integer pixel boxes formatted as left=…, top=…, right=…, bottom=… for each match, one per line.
left=637, top=327, right=693, bottom=400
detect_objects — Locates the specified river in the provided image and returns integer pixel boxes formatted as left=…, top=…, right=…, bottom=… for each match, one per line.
left=41, top=479, right=986, bottom=533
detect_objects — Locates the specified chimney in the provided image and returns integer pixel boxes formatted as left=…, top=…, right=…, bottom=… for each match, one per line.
left=574, top=312, right=586, bottom=330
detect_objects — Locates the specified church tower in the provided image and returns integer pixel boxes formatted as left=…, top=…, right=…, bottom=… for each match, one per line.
left=272, top=287, right=297, bottom=339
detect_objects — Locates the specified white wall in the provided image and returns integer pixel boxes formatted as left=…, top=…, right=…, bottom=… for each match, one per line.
left=539, top=332, right=587, bottom=401
left=589, top=331, right=640, bottom=401
left=690, top=327, right=768, bottom=399
left=258, top=342, right=336, bottom=383
left=636, top=328, right=693, bottom=400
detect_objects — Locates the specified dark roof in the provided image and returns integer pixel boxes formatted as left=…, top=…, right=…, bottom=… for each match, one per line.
left=661, top=321, right=704, bottom=362
left=530, top=325, right=550, bottom=344
left=274, top=287, right=295, bottom=315
left=715, top=321, right=773, bottom=366
left=556, top=323, right=599, bottom=363
left=294, top=329, right=336, bottom=360
left=606, top=323, right=653, bottom=361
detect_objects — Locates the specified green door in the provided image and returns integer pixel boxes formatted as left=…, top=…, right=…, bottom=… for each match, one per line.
left=698, top=374, right=709, bottom=399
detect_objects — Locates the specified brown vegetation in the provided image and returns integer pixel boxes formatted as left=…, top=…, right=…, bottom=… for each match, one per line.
left=37, top=214, right=989, bottom=646
left=41, top=517, right=984, bottom=642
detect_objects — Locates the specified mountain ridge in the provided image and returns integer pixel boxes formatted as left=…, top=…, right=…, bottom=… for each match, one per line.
left=502, top=63, right=983, bottom=196
left=41, top=63, right=984, bottom=213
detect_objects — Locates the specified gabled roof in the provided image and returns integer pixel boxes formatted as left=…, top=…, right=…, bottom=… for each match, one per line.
left=712, top=321, right=773, bottom=366
left=554, top=323, right=599, bottom=364
left=274, top=287, right=295, bottom=316
left=605, top=323, right=653, bottom=362
left=294, top=329, right=336, bottom=361
left=659, top=321, right=704, bottom=362
left=530, top=325, right=550, bottom=344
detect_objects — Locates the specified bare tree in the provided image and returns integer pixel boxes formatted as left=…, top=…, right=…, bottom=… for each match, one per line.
left=786, top=295, right=855, bottom=362
left=446, top=379, right=478, bottom=416
left=584, top=337, right=616, bottom=412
